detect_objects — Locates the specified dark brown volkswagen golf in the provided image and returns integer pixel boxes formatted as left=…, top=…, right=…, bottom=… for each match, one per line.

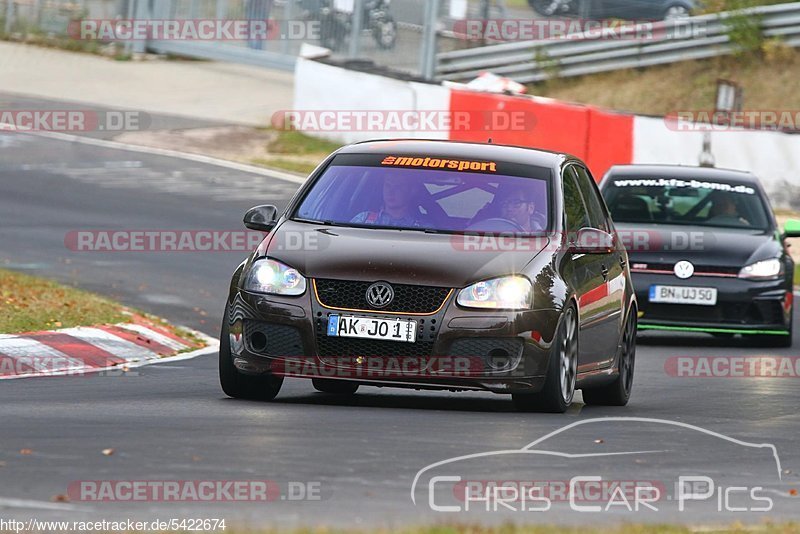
left=220, top=140, right=637, bottom=412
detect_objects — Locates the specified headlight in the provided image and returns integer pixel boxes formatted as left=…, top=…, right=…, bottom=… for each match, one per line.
left=738, top=258, right=783, bottom=280
left=243, top=259, right=306, bottom=295
left=457, top=276, right=532, bottom=309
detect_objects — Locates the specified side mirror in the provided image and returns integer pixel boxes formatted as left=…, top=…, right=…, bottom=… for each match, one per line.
left=784, top=219, right=800, bottom=238
left=243, top=205, right=279, bottom=232
left=570, top=227, right=615, bottom=254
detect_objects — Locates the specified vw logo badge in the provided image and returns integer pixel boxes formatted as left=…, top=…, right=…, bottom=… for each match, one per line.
left=674, top=260, right=695, bottom=279
left=366, top=282, right=394, bottom=308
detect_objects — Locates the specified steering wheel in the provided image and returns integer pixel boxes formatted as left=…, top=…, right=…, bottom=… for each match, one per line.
left=465, top=217, right=526, bottom=233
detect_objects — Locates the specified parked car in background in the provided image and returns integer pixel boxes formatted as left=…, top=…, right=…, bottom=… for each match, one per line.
left=528, top=0, right=696, bottom=20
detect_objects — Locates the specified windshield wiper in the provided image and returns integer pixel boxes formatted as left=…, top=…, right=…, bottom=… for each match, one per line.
left=294, top=217, right=338, bottom=226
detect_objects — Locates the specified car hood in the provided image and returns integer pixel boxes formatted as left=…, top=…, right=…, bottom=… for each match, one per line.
left=264, top=220, right=550, bottom=288
left=615, top=223, right=782, bottom=267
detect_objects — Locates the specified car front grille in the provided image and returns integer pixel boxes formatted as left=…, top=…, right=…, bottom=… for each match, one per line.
left=314, top=278, right=451, bottom=314
left=632, top=262, right=739, bottom=277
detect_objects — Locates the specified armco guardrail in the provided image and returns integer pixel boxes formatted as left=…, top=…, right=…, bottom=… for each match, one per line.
left=435, top=2, right=800, bottom=82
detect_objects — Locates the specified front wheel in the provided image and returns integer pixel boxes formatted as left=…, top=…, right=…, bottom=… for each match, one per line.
left=583, top=308, right=636, bottom=406
left=219, top=310, right=283, bottom=401
left=513, top=305, right=578, bottom=413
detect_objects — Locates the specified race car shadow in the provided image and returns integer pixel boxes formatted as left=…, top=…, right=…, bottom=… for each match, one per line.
left=272, top=389, right=521, bottom=413
left=637, top=332, right=794, bottom=349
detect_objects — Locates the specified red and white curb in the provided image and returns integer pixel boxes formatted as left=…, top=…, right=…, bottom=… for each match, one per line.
left=0, top=319, right=218, bottom=379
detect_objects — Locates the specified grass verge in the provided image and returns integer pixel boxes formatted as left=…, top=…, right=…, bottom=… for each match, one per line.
left=0, top=269, right=129, bottom=334
left=532, top=48, right=800, bottom=116
left=250, top=129, right=341, bottom=175
left=0, top=269, right=204, bottom=349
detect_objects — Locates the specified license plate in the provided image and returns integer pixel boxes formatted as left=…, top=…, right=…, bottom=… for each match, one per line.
left=649, top=285, right=718, bottom=306
left=327, top=315, right=417, bottom=343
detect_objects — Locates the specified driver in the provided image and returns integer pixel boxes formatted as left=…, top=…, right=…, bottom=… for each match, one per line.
left=708, top=194, right=749, bottom=226
left=351, top=175, right=428, bottom=227
left=498, top=186, right=545, bottom=232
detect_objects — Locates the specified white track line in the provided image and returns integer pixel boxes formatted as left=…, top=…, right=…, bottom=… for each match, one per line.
left=19, top=130, right=308, bottom=185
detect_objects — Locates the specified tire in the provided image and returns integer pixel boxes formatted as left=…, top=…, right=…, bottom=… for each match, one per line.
left=372, top=16, right=397, bottom=49
left=582, top=308, right=637, bottom=407
left=513, top=305, right=578, bottom=413
left=219, top=310, right=283, bottom=401
left=312, top=378, right=359, bottom=395
left=528, top=0, right=569, bottom=16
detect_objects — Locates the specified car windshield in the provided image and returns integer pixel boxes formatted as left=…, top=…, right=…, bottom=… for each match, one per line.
left=603, top=175, right=771, bottom=230
left=293, top=154, right=552, bottom=235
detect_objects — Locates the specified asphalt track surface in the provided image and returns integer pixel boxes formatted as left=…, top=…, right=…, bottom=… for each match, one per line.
left=1, top=109, right=800, bottom=529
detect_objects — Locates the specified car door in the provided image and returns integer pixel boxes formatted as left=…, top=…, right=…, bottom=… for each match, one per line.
left=571, top=165, right=625, bottom=369
left=561, top=166, right=604, bottom=372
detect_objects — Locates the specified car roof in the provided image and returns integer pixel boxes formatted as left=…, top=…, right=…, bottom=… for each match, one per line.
left=604, top=164, right=759, bottom=183
left=337, top=139, right=575, bottom=169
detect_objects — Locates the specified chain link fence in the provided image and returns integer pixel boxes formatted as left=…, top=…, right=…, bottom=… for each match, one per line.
left=0, top=0, right=534, bottom=77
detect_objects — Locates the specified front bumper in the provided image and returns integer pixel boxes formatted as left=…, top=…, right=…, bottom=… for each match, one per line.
left=225, top=286, right=562, bottom=394
left=633, top=272, right=793, bottom=335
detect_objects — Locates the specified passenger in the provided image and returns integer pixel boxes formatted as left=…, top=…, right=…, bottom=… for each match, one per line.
left=497, top=186, right=545, bottom=232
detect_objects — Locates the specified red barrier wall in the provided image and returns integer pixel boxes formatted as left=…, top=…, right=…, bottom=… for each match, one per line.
left=448, top=88, right=633, bottom=180
left=585, top=107, right=634, bottom=180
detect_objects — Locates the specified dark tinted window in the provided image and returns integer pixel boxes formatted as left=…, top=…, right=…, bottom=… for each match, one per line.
left=602, top=175, right=770, bottom=230
left=572, top=166, right=609, bottom=231
left=563, top=167, right=588, bottom=233
left=294, top=160, right=551, bottom=235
